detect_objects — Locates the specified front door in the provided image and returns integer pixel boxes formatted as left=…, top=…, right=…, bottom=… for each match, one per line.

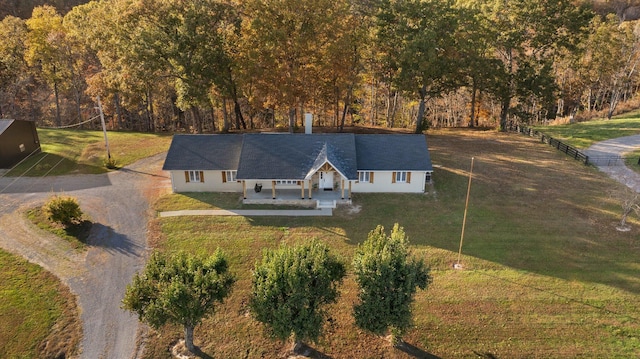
left=319, top=171, right=334, bottom=190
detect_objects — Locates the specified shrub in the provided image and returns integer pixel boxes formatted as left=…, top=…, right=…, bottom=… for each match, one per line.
left=103, top=156, right=118, bottom=169
left=43, top=195, right=83, bottom=226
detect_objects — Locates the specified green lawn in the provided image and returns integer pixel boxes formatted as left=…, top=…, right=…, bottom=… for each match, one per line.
left=8, top=129, right=172, bottom=176
left=535, top=113, right=640, bottom=149
left=0, top=249, right=81, bottom=358
left=26, top=207, right=92, bottom=250
left=146, top=129, right=640, bottom=358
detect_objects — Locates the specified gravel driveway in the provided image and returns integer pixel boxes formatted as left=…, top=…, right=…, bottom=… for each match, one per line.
left=0, top=152, right=170, bottom=359
left=584, top=134, right=640, bottom=192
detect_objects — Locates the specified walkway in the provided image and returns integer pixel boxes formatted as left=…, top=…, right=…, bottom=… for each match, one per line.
left=584, top=134, right=640, bottom=192
left=159, top=208, right=333, bottom=217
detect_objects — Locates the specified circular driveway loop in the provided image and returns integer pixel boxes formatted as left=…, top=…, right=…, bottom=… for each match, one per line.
left=0, top=152, right=171, bottom=359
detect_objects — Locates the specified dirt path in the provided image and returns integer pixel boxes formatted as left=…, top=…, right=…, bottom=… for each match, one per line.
left=584, top=134, right=640, bottom=192
left=0, top=152, right=171, bottom=359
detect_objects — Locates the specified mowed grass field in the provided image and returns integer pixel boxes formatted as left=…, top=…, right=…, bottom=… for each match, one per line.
left=8, top=128, right=172, bottom=176
left=147, top=129, right=640, bottom=358
left=536, top=114, right=640, bottom=149
left=0, top=249, right=81, bottom=358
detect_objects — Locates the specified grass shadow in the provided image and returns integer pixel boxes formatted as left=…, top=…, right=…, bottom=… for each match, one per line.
left=63, top=219, right=93, bottom=243
left=294, top=342, right=333, bottom=359
left=26, top=208, right=92, bottom=250
left=192, top=346, right=214, bottom=359
left=7, top=152, right=105, bottom=177
left=395, top=341, right=442, bottom=359
left=87, top=223, right=142, bottom=256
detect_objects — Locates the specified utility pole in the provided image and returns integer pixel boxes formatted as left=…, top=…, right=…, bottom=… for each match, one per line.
left=456, top=157, right=474, bottom=269
left=97, top=95, right=111, bottom=161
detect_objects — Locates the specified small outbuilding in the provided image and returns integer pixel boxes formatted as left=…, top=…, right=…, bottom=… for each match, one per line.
left=0, top=119, right=41, bottom=169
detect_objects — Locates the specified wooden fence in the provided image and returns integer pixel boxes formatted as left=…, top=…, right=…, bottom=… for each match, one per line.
left=507, top=124, right=606, bottom=166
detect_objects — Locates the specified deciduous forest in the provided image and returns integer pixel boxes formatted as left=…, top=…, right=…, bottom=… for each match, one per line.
left=1, top=0, right=640, bottom=133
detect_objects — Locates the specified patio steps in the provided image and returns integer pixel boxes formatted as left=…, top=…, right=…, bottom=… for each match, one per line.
left=316, top=199, right=337, bottom=209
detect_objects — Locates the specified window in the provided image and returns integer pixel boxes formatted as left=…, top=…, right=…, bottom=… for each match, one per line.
left=276, top=180, right=298, bottom=185
left=393, top=171, right=410, bottom=183
left=185, top=170, right=204, bottom=183
left=223, top=170, right=237, bottom=183
left=425, top=172, right=432, bottom=183
left=358, top=171, right=373, bottom=183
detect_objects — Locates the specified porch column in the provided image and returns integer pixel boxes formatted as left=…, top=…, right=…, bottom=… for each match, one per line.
left=308, top=179, right=312, bottom=199
left=301, top=181, right=305, bottom=199
left=348, top=181, right=352, bottom=200
left=271, top=180, right=276, bottom=199
left=341, top=179, right=345, bottom=200
left=243, top=181, right=247, bottom=199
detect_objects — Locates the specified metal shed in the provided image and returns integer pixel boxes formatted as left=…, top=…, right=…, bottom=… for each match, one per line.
left=0, top=119, right=41, bottom=169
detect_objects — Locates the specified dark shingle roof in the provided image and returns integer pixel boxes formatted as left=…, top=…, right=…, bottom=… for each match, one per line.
left=236, top=133, right=358, bottom=180
left=0, top=119, right=14, bottom=135
left=162, top=133, right=432, bottom=177
left=355, top=134, right=432, bottom=171
left=162, top=134, right=243, bottom=171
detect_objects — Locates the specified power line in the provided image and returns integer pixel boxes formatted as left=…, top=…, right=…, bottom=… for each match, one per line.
left=39, top=115, right=101, bottom=129
left=0, top=147, right=44, bottom=179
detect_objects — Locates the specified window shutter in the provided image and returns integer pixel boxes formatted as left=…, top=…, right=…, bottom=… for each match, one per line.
left=407, top=172, right=411, bottom=183
left=370, top=172, right=374, bottom=183
left=200, top=171, right=204, bottom=183
left=392, top=172, right=396, bottom=183
left=222, top=171, right=227, bottom=183
left=185, top=171, right=190, bottom=183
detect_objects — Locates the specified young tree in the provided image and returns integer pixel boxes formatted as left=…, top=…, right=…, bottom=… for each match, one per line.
left=610, top=182, right=640, bottom=231
left=249, top=240, right=346, bottom=353
left=43, top=195, right=82, bottom=226
left=352, top=223, right=431, bottom=344
left=122, top=250, right=235, bottom=353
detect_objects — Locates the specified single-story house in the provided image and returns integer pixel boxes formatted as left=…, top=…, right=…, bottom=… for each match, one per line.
left=162, top=133, right=433, bottom=203
left=0, top=119, right=41, bottom=169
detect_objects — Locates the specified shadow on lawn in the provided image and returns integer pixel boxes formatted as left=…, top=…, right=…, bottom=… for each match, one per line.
left=88, top=223, right=142, bottom=256
left=395, top=341, right=442, bottom=359
left=294, top=342, right=333, bottom=359
left=192, top=346, right=214, bottom=359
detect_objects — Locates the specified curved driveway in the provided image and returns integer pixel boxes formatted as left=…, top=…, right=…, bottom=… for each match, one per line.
left=0, top=153, right=170, bottom=359
left=584, top=134, right=640, bottom=192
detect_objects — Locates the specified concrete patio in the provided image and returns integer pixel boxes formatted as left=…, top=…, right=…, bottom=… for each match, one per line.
left=242, top=187, right=352, bottom=208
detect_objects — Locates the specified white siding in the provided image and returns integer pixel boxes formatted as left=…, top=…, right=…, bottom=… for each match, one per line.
left=169, top=170, right=427, bottom=194
left=352, top=171, right=426, bottom=193
left=169, top=170, right=243, bottom=193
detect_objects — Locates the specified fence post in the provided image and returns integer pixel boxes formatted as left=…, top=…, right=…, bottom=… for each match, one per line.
left=585, top=156, right=589, bottom=165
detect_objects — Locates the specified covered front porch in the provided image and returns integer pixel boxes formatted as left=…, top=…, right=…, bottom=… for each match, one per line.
left=241, top=181, right=352, bottom=207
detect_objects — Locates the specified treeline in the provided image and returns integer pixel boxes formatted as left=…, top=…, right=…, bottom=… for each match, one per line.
left=1, top=0, right=639, bottom=133
left=0, top=0, right=87, bottom=19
